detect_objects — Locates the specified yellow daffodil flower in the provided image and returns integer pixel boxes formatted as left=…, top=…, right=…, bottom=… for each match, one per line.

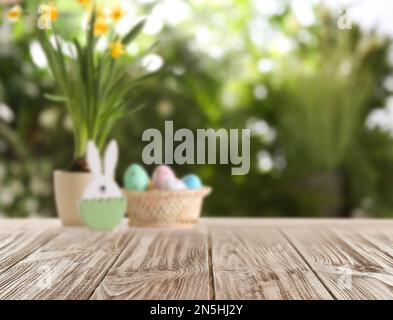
left=7, top=5, right=22, bottom=21
left=109, top=41, right=124, bottom=59
left=77, top=0, right=91, bottom=5
left=94, top=18, right=108, bottom=36
left=50, top=3, right=59, bottom=21
left=111, top=5, right=126, bottom=22
left=95, top=6, right=106, bottom=19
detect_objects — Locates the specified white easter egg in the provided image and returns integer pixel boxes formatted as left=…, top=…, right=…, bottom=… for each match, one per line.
left=162, top=177, right=187, bottom=191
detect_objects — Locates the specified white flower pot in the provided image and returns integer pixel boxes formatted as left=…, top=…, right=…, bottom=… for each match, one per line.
left=54, top=170, right=93, bottom=226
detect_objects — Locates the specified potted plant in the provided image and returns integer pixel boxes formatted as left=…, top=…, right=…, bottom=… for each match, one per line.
left=276, top=60, right=374, bottom=216
left=8, top=2, right=157, bottom=225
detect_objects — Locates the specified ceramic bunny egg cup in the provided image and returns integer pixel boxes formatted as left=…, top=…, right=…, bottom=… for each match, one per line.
left=79, top=140, right=126, bottom=231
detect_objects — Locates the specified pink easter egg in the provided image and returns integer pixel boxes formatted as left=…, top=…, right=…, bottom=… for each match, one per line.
left=152, top=165, right=176, bottom=189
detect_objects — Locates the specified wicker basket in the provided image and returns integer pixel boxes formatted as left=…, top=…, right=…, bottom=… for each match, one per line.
left=124, top=187, right=211, bottom=227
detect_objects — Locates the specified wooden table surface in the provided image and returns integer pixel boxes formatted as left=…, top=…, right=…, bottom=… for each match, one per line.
left=1, top=218, right=393, bottom=300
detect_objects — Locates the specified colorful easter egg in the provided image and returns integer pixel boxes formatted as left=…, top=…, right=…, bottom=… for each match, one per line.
left=162, top=177, right=187, bottom=191
left=182, top=174, right=202, bottom=189
left=152, top=165, right=176, bottom=189
left=123, top=164, right=149, bottom=191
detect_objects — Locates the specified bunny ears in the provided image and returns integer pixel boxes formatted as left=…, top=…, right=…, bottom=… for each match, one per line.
left=87, top=140, right=118, bottom=179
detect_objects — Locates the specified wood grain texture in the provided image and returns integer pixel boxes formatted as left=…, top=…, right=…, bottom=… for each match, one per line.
left=3, top=218, right=393, bottom=300
left=210, top=226, right=333, bottom=300
left=203, top=218, right=393, bottom=227
left=283, top=226, right=393, bottom=299
left=0, top=227, right=129, bottom=299
left=91, top=226, right=210, bottom=300
left=0, top=219, right=61, bottom=273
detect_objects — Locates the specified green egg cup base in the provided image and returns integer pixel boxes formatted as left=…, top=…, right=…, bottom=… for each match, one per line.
left=79, top=198, right=126, bottom=231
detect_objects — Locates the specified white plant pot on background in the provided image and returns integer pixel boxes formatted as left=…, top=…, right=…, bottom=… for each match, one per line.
left=54, top=170, right=92, bottom=226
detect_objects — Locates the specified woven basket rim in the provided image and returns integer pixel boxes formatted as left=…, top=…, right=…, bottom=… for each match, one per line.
left=123, top=186, right=212, bottom=198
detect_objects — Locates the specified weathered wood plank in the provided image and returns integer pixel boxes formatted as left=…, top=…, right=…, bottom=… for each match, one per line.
left=283, top=226, right=393, bottom=299
left=3, top=218, right=393, bottom=301
left=0, top=227, right=129, bottom=299
left=210, top=226, right=332, bottom=300
left=91, top=226, right=210, bottom=300
left=203, top=218, right=393, bottom=227
left=0, top=219, right=61, bottom=273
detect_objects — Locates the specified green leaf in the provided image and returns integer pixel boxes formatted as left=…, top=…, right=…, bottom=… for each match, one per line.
left=127, top=102, right=146, bottom=115
left=44, top=94, right=69, bottom=102
left=122, top=19, right=146, bottom=45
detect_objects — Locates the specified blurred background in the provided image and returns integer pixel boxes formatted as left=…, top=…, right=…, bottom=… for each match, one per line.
left=1, top=0, right=393, bottom=218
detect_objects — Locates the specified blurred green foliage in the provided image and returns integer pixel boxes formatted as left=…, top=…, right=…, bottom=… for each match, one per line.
left=1, top=0, right=393, bottom=218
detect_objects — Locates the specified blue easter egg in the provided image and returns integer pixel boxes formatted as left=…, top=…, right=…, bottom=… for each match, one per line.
left=123, top=164, right=149, bottom=191
left=182, top=174, right=202, bottom=189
